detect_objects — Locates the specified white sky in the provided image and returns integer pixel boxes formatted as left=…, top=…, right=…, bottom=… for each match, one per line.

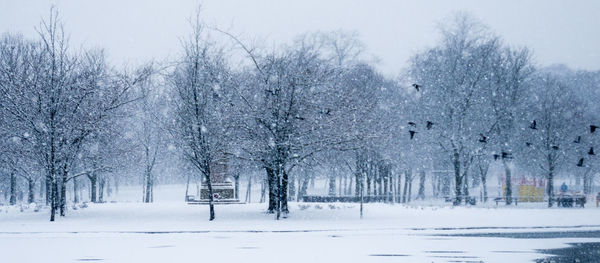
left=1, top=0, right=599, bottom=76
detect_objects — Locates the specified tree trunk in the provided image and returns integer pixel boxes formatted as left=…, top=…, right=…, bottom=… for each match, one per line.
left=27, top=178, right=35, bottom=204
left=185, top=174, right=190, bottom=201
left=289, top=172, right=296, bottom=201
left=50, top=175, right=58, bottom=222
left=144, top=169, right=153, bottom=203
left=482, top=172, right=488, bottom=203
left=389, top=172, right=394, bottom=203
left=366, top=175, right=372, bottom=197
left=73, top=177, right=79, bottom=203
left=453, top=151, right=462, bottom=205
left=275, top=168, right=282, bottom=220
left=408, top=174, right=413, bottom=203
left=46, top=176, right=51, bottom=205
left=60, top=163, right=67, bottom=216
left=259, top=177, right=266, bottom=203
left=377, top=168, right=383, bottom=197
left=359, top=172, right=364, bottom=219
left=9, top=172, right=17, bottom=205
left=547, top=166, right=555, bottom=208
left=462, top=168, right=469, bottom=205
left=583, top=168, right=592, bottom=194
left=266, top=166, right=277, bottom=213
left=417, top=170, right=426, bottom=200
left=339, top=173, right=343, bottom=196
left=431, top=172, right=438, bottom=198
left=206, top=174, right=215, bottom=221
left=245, top=175, right=252, bottom=203
left=502, top=158, right=512, bottom=205
left=281, top=169, right=289, bottom=214
left=89, top=174, right=97, bottom=203
left=202, top=160, right=216, bottom=221
left=402, top=170, right=409, bottom=203
left=342, top=174, right=347, bottom=196
left=233, top=173, right=240, bottom=200
left=383, top=175, right=389, bottom=202
left=396, top=172, right=402, bottom=203
left=479, top=162, right=488, bottom=203
left=355, top=171, right=361, bottom=197
left=98, top=177, right=105, bottom=203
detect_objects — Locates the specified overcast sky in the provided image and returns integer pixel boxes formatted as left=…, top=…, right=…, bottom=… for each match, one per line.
left=1, top=0, right=599, bottom=76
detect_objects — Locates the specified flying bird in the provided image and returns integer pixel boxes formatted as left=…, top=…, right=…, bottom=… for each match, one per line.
left=412, top=83, right=420, bottom=92
left=591, top=125, right=598, bottom=133
left=589, top=147, right=595, bottom=155
left=409, top=130, right=417, bottom=140
left=493, top=154, right=500, bottom=161
left=525, top=142, right=532, bottom=147
left=501, top=152, right=511, bottom=159
left=426, top=121, right=433, bottom=130
left=529, top=120, right=537, bottom=130
left=478, top=134, right=487, bottom=143
left=408, top=122, right=416, bottom=127
left=573, top=136, right=581, bottom=143
left=552, top=145, right=559, bottom=150
left=577, top=158, right=584, bottom=167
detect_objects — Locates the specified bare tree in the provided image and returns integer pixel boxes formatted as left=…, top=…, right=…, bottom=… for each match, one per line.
left=169, top=12, right=233, bottom=220
left=521, top=75, right=581, bottom=207
left=488, top=47, right=534, bottom=204
left=409, top=14, right=500, bottom=205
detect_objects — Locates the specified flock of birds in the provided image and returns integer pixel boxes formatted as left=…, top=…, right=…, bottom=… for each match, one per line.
left=408, top=83, right=597, bottom=166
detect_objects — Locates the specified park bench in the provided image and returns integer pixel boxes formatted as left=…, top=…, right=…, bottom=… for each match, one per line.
left=554, top=194, right=586, bottom=208
left=444, top=196, right=477, bottom=205
left=493, top=197, right=519, bottom=206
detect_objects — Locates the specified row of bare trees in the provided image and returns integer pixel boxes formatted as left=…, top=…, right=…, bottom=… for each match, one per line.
left=1, top=10, right=599, bottom=222
left=407, top=15, right=599, bottom=207
left=0, top=9, right=151, bottom=221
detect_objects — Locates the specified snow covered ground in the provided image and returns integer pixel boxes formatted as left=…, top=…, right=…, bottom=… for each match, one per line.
left=1, top=184, right=600, bottom=263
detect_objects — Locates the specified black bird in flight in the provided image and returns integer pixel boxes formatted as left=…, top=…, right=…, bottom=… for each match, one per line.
left=529, top=120, right=537, bottom=130
left=478, top=134, right=487, bottom=143
left=408, top=122, right=416, bottom=127
left=412, top=83, right=420, bottom=92
left=591, top=125, right=598, bottom=133
left=426, top=121, right=433, bottom=130
left=493, top=154, right=500, bottom=161
left=409, top=130, right=417, bottom=140
left=573, top=136, right=581, bottom=143
left=589, top=147, right=595, bottom=155
left=525, top=142, right=532, bottom=147
left=577, top=158, right=584, bottom=167
left=501, top=152, right=511, bottom=159
left=552, top=145, right=559, bottom=150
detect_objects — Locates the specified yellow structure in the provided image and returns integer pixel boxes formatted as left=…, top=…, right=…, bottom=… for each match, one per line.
left=501, top=176, right=545, bottom=202
left=517, top=184, right=545, bottom=202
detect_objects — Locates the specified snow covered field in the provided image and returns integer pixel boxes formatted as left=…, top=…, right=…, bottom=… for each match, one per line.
left=2, top=184, right=600, bottom=263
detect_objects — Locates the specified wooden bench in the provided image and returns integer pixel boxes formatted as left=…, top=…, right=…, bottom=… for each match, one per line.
left=493, top=197, right=519, bottom=206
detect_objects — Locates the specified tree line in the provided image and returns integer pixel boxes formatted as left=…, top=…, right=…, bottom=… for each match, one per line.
left=1, top=10, right=598, bottom=221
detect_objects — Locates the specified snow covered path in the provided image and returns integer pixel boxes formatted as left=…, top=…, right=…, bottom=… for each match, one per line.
left=2, top=201, right=600, bottom=263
